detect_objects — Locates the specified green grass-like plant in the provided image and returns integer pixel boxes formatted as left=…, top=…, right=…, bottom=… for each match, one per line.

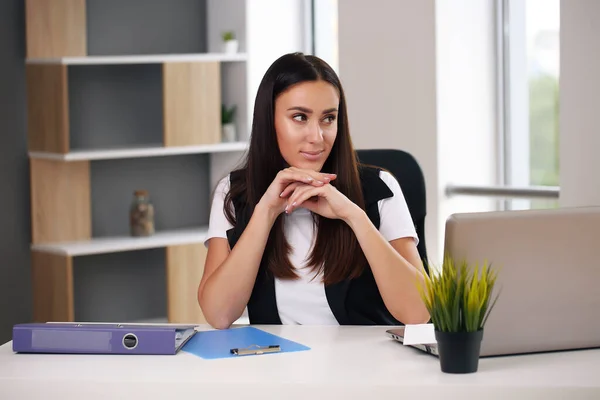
left=222, top=104, right=236, bottom=124
left=222, top=31, right=235, bottom=41
left=417, top=256, right=501, bottom=333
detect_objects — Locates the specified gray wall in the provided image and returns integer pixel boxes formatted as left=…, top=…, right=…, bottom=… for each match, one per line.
left=91, top=155, right=210, bottom=237
left=86, top=0, right=207, bottom=55
left=74, top=249, right=167, bottom=322
left=69, top=64, right=164, bottom=149
left=0, top=0, right=31, bottom=343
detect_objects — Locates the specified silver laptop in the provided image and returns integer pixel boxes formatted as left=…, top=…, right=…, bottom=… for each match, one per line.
left=388, top=206, right=600, bottom=357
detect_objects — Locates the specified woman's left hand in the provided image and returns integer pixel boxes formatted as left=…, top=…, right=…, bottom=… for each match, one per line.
left=280, top=182, right=361, bottom=222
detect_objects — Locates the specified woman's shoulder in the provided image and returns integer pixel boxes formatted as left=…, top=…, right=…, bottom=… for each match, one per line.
left=215, top=169, right=250, bottom=212
left=215, top=173, right=231, bottom=189
left=361, top=166, right=409, bottom=206
left=215, top=168, right=246, bottom=193
left=377, top=169, right=401, bottom=190
left=358, top=164, right=396, bottom=185
left=358, top=165, right=396, bottom=204
left=212, top=175, right=231, bottom=203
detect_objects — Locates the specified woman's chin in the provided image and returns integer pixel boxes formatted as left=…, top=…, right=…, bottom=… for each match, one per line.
left=291, top=160, right=325, bottom=171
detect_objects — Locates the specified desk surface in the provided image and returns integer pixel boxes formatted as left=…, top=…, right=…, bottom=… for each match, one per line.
left=1, top=325, right=599, bottom=399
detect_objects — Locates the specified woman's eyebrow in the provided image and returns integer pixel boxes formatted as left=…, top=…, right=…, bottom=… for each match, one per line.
left=286, top=106, right=338, bottom=114
left=287, top=106, right=312, bottom=113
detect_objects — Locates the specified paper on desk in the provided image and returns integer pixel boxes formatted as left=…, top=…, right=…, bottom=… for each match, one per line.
left=402, top=323, right=437, bottom=345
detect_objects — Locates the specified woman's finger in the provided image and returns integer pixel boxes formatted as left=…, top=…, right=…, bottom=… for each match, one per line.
left=279, top=182, right=304, bottom=198
left=287, top=185, right=324, bottom=213
left=287, top=184, right=314, bottom=206
left=277, top=169, right=322, bottom=186
left=282, top=168, right=337, bottom=185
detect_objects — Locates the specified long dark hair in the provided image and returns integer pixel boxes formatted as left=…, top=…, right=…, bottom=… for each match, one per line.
left=224, top=52, right=366, bottom=285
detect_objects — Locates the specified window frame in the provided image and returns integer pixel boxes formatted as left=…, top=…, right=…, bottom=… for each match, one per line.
left=497, top=0, right=536, bottom=210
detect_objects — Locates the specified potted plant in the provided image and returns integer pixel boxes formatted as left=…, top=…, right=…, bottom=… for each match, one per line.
left=222, top=104, right=237, bottom=142
left=417, top=256, right=501, bottom=373
left=222, top=31, right=238, bottom=54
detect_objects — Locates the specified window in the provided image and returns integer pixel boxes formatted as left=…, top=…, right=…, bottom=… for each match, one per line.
left=311, top=0, right=339, bottom=72
left=499, top=0, right=560, bottom=210
left=310, top=1, right=561, bottom=210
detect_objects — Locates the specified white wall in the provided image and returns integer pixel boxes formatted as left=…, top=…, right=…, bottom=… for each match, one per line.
left=436, top=0, right=498, bottom=258
left=338, top=0, right=441, bottom=261
left=246, top=0, right=311, bottom=124
left=559, top=0, right=600, bottom=207
left=338, top=0, right=498, bottom=264
left=313, top=0, right=339, bottom=73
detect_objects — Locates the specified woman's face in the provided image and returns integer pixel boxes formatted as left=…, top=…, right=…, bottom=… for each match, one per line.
left=274, top=80, right=339, bottom=171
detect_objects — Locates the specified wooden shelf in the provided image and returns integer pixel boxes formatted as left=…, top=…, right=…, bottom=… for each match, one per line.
left=28, top=141, right=249, bottom=161
left=26, top=61, right=230, bottom=154
left=31, top=227, right=209, bottom=257
left=26, top=53, right=248, bottom=65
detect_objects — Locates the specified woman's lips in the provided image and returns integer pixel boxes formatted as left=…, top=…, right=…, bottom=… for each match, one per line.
left=300, top=150, right=324, bottom=161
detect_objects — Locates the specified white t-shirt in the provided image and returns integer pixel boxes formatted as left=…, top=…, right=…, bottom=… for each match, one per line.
left=205, top=170, right=418, bottom=325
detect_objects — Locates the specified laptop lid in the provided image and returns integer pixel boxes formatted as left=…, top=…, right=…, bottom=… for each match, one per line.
left=443, top=206, right=600, bottom=357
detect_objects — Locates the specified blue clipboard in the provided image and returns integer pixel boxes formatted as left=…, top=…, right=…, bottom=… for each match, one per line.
left=182, top=326, right=310, bottom=359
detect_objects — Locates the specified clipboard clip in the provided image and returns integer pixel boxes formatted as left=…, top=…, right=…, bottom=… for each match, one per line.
left=230, top=344, right=281, bottom=356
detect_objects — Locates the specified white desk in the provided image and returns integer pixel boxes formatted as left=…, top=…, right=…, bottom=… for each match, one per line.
left=1, top=325, right=599, bottom=399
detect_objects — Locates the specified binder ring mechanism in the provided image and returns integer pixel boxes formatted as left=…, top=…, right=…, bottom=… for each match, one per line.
left=230, top=344, right=281, bottom=356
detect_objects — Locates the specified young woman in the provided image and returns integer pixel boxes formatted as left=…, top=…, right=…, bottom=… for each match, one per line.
left=198, top=52, right=429, bottom=329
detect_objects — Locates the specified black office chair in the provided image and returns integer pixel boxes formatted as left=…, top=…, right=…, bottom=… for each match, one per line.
left=356, top=149, right=429, bottom=273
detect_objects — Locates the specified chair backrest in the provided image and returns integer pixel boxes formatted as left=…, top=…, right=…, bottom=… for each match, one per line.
left=356, top=149, right=428, bottom=270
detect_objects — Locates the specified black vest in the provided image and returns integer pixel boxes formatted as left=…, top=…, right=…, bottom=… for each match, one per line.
left=226, top=165, right=403, bottom=326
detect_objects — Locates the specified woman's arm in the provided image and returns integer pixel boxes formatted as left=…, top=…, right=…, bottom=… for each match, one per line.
left=344, top=210, right=430, bottom=324
left=199, top=203, right=278, bottom=330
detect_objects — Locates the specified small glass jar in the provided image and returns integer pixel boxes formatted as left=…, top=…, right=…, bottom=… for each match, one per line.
left=129, top=189, right=155, bottom=237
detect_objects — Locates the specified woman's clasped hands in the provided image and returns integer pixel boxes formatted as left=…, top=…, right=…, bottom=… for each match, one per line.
left=259, top=167, right=360, bottom=222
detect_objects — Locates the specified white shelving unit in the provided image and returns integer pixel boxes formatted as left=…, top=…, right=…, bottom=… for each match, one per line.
left=31, top=227, right=209, bottom=257
left=26, top=53, right=248, bottom=65
left=29, top=141, right=249, bottom=162
left=25, top=0, right=251, bottom=325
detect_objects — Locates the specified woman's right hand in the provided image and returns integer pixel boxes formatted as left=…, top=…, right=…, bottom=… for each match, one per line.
left=258, top=167, right=337, bottom=219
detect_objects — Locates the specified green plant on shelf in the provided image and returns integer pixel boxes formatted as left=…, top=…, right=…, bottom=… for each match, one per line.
left=417, top=256, right=501, bottom=333
left=222, top=104, right=237, bottom=125
left=222, top=31, right=236, bottom=42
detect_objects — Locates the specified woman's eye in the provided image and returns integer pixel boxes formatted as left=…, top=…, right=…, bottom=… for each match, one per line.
left=323, top=115, right=336, bottom=124
left=292, top=114, right=307, bottom=122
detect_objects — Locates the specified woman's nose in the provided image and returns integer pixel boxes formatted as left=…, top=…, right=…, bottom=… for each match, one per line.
left=307, top=120, right=324, bottom=143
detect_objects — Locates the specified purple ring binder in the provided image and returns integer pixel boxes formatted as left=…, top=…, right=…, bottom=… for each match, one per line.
left=12, top=322, right=197, bottom=355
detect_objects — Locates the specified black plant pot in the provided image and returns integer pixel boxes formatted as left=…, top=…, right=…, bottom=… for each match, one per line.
left=434, top=329, right=484, bottom=374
